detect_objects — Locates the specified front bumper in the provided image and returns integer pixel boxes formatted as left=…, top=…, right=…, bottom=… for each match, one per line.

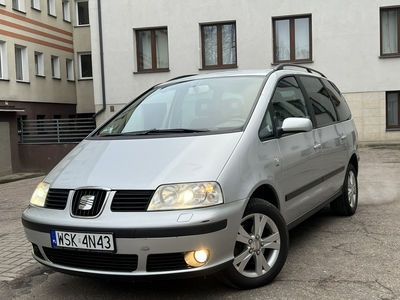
left=21, top=199, right=247, bottom=279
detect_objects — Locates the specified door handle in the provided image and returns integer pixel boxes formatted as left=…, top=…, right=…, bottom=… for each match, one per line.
left=313, top=144, right=321, bottom=150
left=341, top=134, right=347, bottom=140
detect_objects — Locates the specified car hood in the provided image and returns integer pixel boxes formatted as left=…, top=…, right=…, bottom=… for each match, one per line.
left=45, top=133, right=242, bottom=189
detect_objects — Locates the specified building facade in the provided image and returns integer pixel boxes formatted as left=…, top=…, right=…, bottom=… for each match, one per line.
left=89, top=0, right=400, bottom=142
left=0, top=0, right=94, bottom=175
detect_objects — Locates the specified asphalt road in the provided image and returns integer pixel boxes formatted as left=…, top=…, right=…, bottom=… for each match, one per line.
left=1, top=145, right=399, bottom=299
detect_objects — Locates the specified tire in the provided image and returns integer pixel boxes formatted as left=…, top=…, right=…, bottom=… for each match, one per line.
left=216, top=198, right=289, bottom=289
left=330, top=164, right=358, bottom=216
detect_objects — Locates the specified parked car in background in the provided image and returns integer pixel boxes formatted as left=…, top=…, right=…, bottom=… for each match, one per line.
left=22, top=64, right=359, bottom=289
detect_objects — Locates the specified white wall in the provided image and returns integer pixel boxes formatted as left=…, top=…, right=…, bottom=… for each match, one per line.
left=89, top=0, right=400, bottom=139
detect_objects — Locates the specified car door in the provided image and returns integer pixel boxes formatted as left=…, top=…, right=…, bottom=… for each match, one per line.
left=299, top=76, right=349, bottom=200
left=267, top=76, right=323, bottom=224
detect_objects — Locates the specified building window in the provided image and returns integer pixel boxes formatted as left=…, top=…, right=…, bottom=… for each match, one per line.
left=136, top=28, right=169, bottom=72
left=31, top=0, right=40, bottom=10
left=76, top=0, right=89, bottom=25
left=78, top=53, right=92, bottom=78
left=51, top=56, right=60, bottom=78
left=15, top=45, right=29, bottom=81
left=0, top=41, right=8, bottom=79
left=34, top=52, right=44, bottom=76
left=387, top=92, right=400, bottom=129
left=66, top=58, right=74, bottom=80
left=0, top=0, right=5, bottom=6
left=47, top=0, right=56, bottom=16
left=201, top=22, right=236, bottom=69
left=12, top=0, right=25, bottom=12
left=381, top=7, right=400, bottom=56
left=273, top=15, right=312, bottom=63
left=63, top=0, right=71, bottom=22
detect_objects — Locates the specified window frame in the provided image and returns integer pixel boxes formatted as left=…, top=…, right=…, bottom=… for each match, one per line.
left=31, top=0, right=41, bottom=10
left=12, top=0, right=25, bottom=12
left=78, top=52, right=92, bottom=79
left=15, top=45, right=29, bottom=82
left=34, top=52, right=44, bottom=76
left=47, top=0, right=56, bottom=16
left=76, top=0, right=90, bottom=26
left=386, top=91, right=400, bottom=129
left=66, top=58, right=74, bottom=80
left=135, top=27, right=169, bottom=72
left=272, top=15, right=312, bottom=63
left=380, top=7, right=400, bottom=57
left=62, top=0, right=71, bottom=22
left=51, top=55, right=60, bottom=79
left=200, top=22, right=237, bottom=69
left=0, top=41, right=8, bottom=79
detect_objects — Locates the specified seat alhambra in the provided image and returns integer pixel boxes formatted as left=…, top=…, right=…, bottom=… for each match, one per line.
left=22, top=64, right=359, bottom=289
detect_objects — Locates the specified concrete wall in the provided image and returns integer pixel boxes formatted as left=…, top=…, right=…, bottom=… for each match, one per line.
left=345, top=92, right=400, bottom=142
left=73, top=25, right=95, bottom=115
left=0, top=122, right=12, bottom=176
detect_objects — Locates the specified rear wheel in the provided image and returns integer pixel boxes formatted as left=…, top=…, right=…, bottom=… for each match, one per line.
left=216, top=198, right=288, bottom=289
left=330, top=163, right=358, bottom=216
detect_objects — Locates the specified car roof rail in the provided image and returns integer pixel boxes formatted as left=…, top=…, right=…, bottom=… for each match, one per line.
left=274, top=63, right=326, bottom=78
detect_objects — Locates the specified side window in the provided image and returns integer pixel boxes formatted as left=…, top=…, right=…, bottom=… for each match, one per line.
left=271, top=76, right=309, bottom=127
left=321, top=78, right=351, bottom=121
left=300, top=76, right=337, bottom=127
left=259, top=108, right=275, bottom=140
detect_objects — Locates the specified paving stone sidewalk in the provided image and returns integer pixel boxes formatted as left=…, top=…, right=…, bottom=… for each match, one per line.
left=0, top=228, right=35, bottom=282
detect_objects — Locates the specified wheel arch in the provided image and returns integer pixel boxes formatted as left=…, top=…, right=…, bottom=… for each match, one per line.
left=349, top=152, right=359, bottom=175
left=249, top=184, right=280, bottom=211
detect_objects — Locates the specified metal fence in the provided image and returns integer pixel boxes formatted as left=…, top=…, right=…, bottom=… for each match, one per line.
left=19, top=118, right=96, bottom=144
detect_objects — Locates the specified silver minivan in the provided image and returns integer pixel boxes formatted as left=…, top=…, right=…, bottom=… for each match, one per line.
left=22, top=64, right=359, bottom=289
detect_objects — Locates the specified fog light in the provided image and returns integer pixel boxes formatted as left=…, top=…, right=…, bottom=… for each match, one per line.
left=184, top=249, right=210, bottom=267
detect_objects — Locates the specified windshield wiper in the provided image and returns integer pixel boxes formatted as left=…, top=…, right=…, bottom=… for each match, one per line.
left=99, top=128, right=209, bottom=137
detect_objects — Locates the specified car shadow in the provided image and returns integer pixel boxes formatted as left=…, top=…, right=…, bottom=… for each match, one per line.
left=10, top=206, right=355, bottom=299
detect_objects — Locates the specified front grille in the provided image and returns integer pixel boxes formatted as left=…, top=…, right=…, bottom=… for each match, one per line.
left=111, top=190, right=154, bottom=212
left=43, top=247, right=138, bottom=272
left=45, top=189, right=70, bottom=210
left=71, top=189, right=107, bottom=217
left=147, top=253, right=189, bottom=272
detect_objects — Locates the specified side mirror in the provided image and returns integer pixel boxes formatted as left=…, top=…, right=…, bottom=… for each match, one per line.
left=277, top=117, right=313, bottom=138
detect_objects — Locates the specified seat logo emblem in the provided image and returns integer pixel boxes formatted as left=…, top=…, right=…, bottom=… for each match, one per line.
left=79, top=195, right=95, bottom=210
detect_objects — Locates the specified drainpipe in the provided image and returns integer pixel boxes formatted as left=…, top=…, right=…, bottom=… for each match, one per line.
left=92, top=0, right=106, bottom=123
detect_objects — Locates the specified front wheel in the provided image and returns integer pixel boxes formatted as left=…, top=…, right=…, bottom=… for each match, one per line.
left=216, top=198, right=289, bottom=289
left=330, top=163, right=358, bottom=216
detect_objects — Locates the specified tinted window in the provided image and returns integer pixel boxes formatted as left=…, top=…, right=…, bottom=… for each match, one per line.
left=271, top=76, right=309, bottom=127
left=322, top=79, right=352, bottom=121
left=300, top=76, right=337, bottom=126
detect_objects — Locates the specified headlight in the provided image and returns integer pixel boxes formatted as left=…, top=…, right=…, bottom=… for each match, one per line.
left=30, top=182, right=50, bottom=207
left=148, top=182, right=223, bottom=211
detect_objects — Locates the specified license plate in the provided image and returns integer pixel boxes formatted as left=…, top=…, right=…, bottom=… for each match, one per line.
left=50, top=230, right=115, bottom=252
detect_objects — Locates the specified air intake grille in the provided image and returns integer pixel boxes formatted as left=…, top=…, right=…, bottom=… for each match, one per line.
left=43, top=247, right=138, bottom=272
left=45, top=189, right=70, bottom=210
left=146, top=253, right=189, bottom=272
left=111, top=190, right=154, bottom=212
left=71, top=189, right=107, bottom=217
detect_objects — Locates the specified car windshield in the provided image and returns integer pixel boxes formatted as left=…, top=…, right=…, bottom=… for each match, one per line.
left=95, top=76, right=265, bottom=136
